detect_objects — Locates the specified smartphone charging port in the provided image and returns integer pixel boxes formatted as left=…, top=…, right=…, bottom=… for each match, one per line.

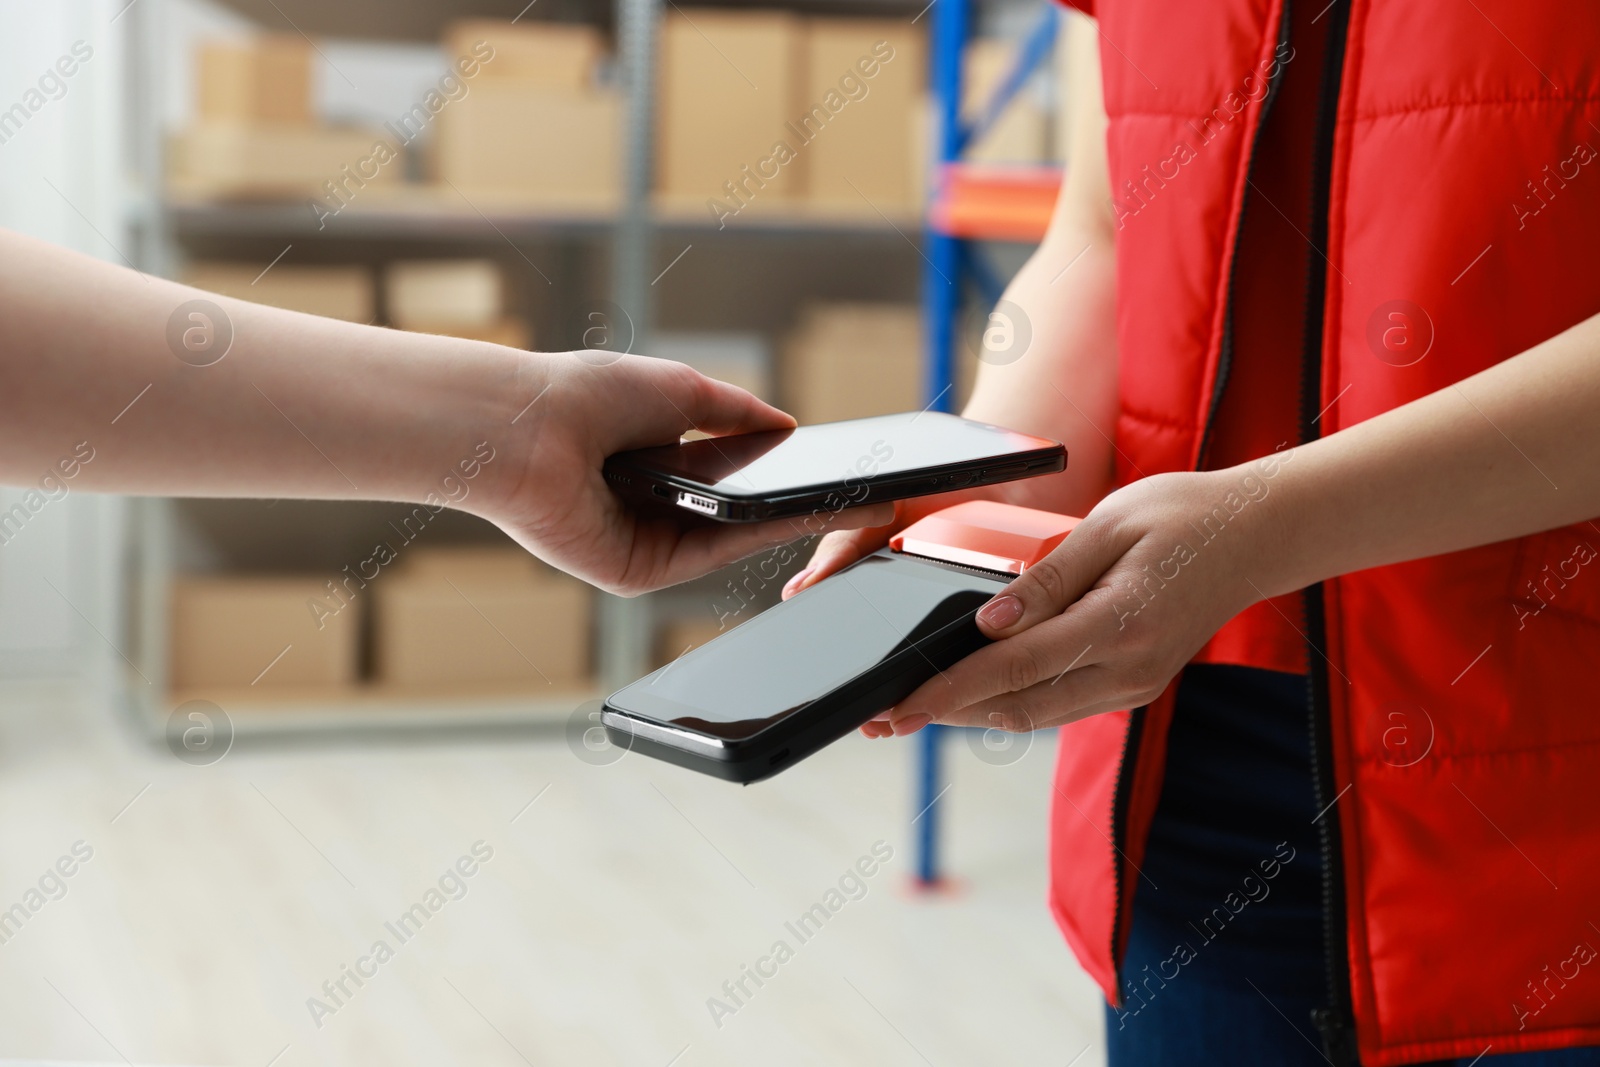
left=676, top=491, right=719, bottom=517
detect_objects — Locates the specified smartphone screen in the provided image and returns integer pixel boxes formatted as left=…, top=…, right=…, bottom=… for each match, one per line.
left=614, top=411, right=1057, bottom=498
left=606, top=554, right=1008, bottom=741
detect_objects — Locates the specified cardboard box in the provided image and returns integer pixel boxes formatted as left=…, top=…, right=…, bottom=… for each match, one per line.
left=170, top=576, right=359, bottom=689
left=373, top=572, right=592, bottom=688
left=436, top=83, right=619, bottom=205
left=197, top=37, right=313, bottom=126
left=386, top=259, right=503, bottom=329
left=443, top=19, right=604, bottom=89
left=658, top=10, right=803, bottom=205
left=183, top=263, right=374, bottom=322
left=168, top=123, right=399, bottom=199
left=782, top=303, right=922, bottom=423
left=802, top=19, right=926, bottom=209
left=963, top=38, right=1050, bottom=164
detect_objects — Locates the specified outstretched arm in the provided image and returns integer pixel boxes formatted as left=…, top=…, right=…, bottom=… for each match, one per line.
left=0, top=228, right=887, bottom=595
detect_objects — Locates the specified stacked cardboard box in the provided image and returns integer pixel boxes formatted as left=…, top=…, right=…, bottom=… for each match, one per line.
left=172, top=17, right=937, bottom=212
left=170, top=576, right=360, bottom=690
left=171, top=36, right=398, bottom=199
left=657, top=11, right=804, bottom=208
left=197, top=38, right=313, bottom=125
left=660, top=11, right=926, bottom=216
left=436, top=19, right=620, bottom=205
left=443, top=20, right=603, bottom=87
left=781, top=303, right=922, bottom=424
left=800, top=19, right=927, bottom=211
left=170, top=125, right=396, bottom=200
left=373, top=545, right=593, bottom=690
left=182, top=262, right=375, bottom=322
left=168, top=546, right=591, bottom=698
left=435, top=86, right=619, bottom=203
left=384, top=259, right=531, bottom=348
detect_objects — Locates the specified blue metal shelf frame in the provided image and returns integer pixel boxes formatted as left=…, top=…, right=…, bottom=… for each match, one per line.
left=913, top=0, right=1060, bottom=888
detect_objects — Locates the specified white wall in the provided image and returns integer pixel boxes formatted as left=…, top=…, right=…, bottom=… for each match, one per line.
left=0, top=0, right=129, bottom=680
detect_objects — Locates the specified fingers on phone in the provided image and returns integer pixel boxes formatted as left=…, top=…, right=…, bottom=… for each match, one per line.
left=783, top=528, right=881, bottom=599
left=889, top=612, right=1103, bottom=727
left=781, top=567, right=815, bottom=599
left=783, top=558, right=834, bottom=599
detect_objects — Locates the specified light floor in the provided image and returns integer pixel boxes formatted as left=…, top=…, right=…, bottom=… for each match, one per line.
left=0, top=679, right=1106, bottom=1067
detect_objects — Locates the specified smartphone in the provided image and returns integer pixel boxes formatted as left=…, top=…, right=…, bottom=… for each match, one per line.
left=600, top=549, right=1011, bottom=783
left=603, top=411, right=1064, bottom=523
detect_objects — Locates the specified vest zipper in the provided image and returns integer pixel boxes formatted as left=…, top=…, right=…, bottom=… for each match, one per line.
left=1106, top=704, right=1146, bottom=999
left=1301, top=0, right=1357, bottom=1062
left=1106, top=0, right=1296, bottom=1001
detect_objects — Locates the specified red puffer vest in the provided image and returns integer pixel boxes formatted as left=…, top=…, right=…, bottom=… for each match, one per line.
left=1050, top=1, right=1600, bottom=1063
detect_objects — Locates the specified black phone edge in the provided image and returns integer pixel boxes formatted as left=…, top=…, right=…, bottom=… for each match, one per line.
left=606, top=447, right=1066, bottom=523
left=600, top=589, right=998, bottom=784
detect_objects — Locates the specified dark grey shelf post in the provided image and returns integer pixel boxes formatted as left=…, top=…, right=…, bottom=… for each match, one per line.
left=598, top=0, right=662, bottom=689
left=125, top=0, right=177, bottom=720
left=613, top=0, right=660, bottom=331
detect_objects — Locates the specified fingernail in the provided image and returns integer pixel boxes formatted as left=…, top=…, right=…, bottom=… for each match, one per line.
left=977, top=593, right=1023, bottom=630
left=782, top=567, right=815, bottom=598
left=892, top=713, right=932, bottom=736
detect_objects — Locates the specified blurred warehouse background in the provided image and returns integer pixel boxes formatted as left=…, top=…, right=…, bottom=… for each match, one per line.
left=2, top=0, right=1074, bottom=707
left=0, top=1, right=1105, bottom=1064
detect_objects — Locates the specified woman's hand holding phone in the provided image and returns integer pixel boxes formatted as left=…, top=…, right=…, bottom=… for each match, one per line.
left=857, top=469, right=1279, bottom=738
left=783, top=463, right=1085, bottom=740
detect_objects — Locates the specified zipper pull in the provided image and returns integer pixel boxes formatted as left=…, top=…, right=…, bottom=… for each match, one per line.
left=1312, top=1008, right=1359, bottom=1065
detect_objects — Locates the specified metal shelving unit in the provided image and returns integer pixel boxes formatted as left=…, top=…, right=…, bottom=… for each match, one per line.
left=912, top=0, right=1061, bottom=886
left=118, top=0, right=930, bottom=740
left=163, top=193, right=920, bottom=242
left=600, top=0, right=662, bottom=700
left=120, top=0, right=638, bottom=738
